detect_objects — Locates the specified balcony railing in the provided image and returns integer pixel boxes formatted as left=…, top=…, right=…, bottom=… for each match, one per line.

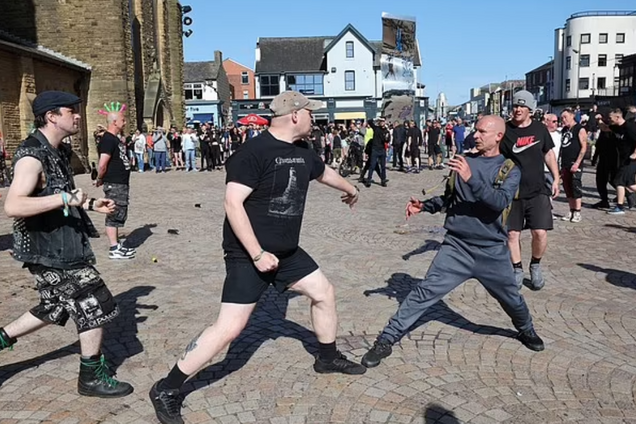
left=570, top=10, right=636, bottom=19
left=594, top=85, right=634, bottom=96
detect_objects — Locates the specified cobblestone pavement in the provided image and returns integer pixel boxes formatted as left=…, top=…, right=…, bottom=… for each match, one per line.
left=1, top=164, right=635, bottom=424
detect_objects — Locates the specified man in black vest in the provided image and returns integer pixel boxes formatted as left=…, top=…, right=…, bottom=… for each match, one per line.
left=0, top=91, right=133, bottom=399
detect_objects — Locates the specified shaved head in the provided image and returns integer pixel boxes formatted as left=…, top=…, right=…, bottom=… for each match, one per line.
left=473, top=115, right=505, bottom=156
left=479, top=115, right=505, bottom=134
left=106, top=111, right=126, bottom=134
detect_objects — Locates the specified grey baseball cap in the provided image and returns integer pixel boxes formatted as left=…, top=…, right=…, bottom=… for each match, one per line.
left=512, top=90, right=537, bottom=111
left=269, top=91, right=323, bottom=117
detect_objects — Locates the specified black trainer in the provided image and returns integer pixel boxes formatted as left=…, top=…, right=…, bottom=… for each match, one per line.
left=313, top=352, right=366, bottom=375
left=77, top=355, right=134, bottom=398
left=0, top=328, right=16, bottom=351
left=149, top=380, right=184, bottom=424
left=517, top=328, right=545, bottom=352
left=361, top=340, right=393, bottom=368
left=591, top=200, right=610, bottom=209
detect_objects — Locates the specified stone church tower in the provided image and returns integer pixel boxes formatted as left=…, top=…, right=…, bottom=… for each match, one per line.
left=0, top=0, right=185, bottom=164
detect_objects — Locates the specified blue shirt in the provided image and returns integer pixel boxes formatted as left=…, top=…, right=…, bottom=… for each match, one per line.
left=453, top=125, right=466, bottom=143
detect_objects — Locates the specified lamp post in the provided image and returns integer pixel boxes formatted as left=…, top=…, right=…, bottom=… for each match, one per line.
left=573, top=48, right=581, bottom=106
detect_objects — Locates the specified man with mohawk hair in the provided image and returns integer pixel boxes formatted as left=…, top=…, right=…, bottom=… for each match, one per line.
left=95, top=102, right=136, bottom=259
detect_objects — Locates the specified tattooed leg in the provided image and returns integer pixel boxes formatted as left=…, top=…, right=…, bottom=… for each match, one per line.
left=181, top=331, right=203, bottom=361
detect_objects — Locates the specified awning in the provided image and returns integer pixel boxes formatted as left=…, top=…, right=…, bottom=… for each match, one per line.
left=193, top=113, right=214, bottom=123
left=334, top=112, right=366, bottom=120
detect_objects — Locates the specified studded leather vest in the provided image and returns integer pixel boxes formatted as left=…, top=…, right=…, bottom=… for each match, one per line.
left=11, top=131, right=98, bottom=269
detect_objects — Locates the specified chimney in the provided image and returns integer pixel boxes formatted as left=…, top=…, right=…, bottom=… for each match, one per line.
left=214, top=50, right=222, bottom=63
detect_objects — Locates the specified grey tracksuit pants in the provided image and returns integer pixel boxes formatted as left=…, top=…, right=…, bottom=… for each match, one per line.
left=379, top=235, right=533, bottom=344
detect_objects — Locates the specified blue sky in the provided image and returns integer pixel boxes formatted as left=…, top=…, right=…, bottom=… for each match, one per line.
left=182, top=1, right=623, bottom=106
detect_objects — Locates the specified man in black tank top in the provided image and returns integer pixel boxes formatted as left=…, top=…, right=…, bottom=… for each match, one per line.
left=559, top=108, right=588, bottom=223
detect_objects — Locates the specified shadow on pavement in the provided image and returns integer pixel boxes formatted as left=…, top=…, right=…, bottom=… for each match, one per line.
left=402, top=239, right=441, bottom=261
left=123, top=224, right=157, bottom=248
left=578, top=263, right=636, bottom=290
left=0, top=285, right=156, bottom=387
left=604, top=223, right=636, bottom=234
left=424, top=403, right=461, bottom=423
left=182, top=287, right=315, bottom=397
left=363, top=272, right=517, bottom=339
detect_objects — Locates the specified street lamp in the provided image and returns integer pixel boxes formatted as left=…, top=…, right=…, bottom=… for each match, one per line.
left=572, top=48, right=581, bottom=106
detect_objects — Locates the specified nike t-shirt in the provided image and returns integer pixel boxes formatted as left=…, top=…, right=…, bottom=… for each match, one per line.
left=222, top=131, right=326, bottom=257
left=501, top=120, right=554, bottom=199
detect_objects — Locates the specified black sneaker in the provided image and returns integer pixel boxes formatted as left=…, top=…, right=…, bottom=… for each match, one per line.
left=361, top=340, right=393, bottom=368
left=517, top=328, right=545, bottom=352
left=592, top=200, right=610, bottom=209
left=149, top=380, right=184, bottom=424
left=314, top=352, right=366, bottom=375
left=77, top=355, right=134, bottom=398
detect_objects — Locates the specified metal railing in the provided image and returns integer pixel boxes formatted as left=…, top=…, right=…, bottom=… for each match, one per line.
left=570, top=10, right=636, bottom=19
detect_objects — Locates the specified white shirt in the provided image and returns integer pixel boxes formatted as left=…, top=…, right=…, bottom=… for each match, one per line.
left=133, top=134, right=146, bottom=154
left=545, top=130, right=562, bottom=172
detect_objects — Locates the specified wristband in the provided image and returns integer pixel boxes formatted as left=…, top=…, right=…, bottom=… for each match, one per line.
left=61, top=192, right=69, bottom=217
left=252, top=249, right=265, bottom=263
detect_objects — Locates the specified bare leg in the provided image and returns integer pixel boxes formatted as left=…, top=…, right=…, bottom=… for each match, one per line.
left=508, top=230, right=522, bottom=263
left=530, top=229, right=548, bottom=259
left=176, top=303, right=256, bottom=376
left=617, top=186, right=626, bottom=204
left=4, top=312, right=49, bottom=339
left=288, top=269, right=337, bottom=343
left=78, top=327, right=103, bottom=356
left=106, top=227, right=118, bottom=247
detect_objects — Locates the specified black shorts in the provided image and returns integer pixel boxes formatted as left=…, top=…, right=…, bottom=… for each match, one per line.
left=615, top=160, right=636, bottom=188
left=28, top=265, right=119, bottom=333
left=561, top=168, right=583, bottom=199
left=221, top=247, right=319, bottom=304
left=507, top=194, right=553, bottom=232
left=103, top=183, right=129, bottom=228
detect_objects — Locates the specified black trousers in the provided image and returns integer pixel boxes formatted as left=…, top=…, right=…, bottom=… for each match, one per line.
left=392, top=142, right=404, bottom=168
left=200, top=145, right=212, bottom=170
left=211, top=144, right=222, bottom=168
left=596, top=159, right=617, bottom=202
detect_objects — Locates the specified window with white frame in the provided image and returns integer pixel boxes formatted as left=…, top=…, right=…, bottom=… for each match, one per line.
left=184, top=83, right=203, bottom=100
left=345, top=70, right=355, bottom=91
left=259, top=75, right=280, bottom=96
left=616, top=33, right=625, bottom=44
left=599, top=33, right=608, bottom=44
left=286, top=74, right=324, bottom=95
left=580, top=33, right=591, bottom=44
left=243, top=90, right=249, bottom=99
left=241, top=72, right=249, bottom=85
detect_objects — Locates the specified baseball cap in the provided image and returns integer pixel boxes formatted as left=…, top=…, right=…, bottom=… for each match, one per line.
left=512, top=90, right=537, bottom=111
left=32, top=91, right=82, bottom=116
left=269, top=91, right=323, bottom=117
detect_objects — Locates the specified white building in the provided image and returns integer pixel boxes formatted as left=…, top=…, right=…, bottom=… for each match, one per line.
left=183, top=51, right=231, bottom=127
left=553, top=11, right=636, bottom=109
left=232, top=24, right=427, bottom=124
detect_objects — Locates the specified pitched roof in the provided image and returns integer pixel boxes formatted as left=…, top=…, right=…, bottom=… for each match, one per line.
left=255, top=25, right=422, bottom=75
left=184, top=61, right=221, bottom=82
left=526, top=60, right=553, bottom=74
left=324, top=24, right=376, bottom=56
left=256, top=36, right=328, bottom=73
left=0, top=29, right=91, bottom=71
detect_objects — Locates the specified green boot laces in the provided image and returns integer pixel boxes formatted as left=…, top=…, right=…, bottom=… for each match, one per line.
left=83, top=355, right=119, bottom=387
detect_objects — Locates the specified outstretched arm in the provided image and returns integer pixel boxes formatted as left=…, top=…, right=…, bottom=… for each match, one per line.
left=316, top=166, right=359, bottom=207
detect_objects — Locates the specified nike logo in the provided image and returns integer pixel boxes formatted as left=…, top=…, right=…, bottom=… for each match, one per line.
left=512, top=141, right=540, bottom=153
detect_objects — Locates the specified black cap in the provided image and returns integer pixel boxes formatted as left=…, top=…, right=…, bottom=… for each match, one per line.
left=32, top=91, right=82, bottom=116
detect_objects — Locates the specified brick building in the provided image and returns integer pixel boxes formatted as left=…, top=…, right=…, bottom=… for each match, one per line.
left=223, top=59, right=256, bottom=100
left=0, top=0, right=186, bottom=166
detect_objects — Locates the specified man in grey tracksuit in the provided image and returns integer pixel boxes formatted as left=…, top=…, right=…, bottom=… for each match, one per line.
left=362, top=115, right=545, bottom=368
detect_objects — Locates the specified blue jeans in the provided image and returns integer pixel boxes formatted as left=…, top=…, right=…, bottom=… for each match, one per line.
left=185, top=149, right=196, bottom=171
left=154, top=151, right=166, bottom=172
left=147, top=148, right=154, bottom=169
left=135, top=153, right=144, bottom=171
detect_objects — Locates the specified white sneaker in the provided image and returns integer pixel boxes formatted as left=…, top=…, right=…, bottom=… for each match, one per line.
left=571, top=211, right=582, bottom=223
left=109, top=244, right=136, bottom=260
left=561, top=212, right=572, bottom=221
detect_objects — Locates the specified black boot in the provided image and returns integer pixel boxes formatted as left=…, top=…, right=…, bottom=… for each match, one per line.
left=77, top=354, right=134, bottom=398
left=0, top=328, right=16, bottom=351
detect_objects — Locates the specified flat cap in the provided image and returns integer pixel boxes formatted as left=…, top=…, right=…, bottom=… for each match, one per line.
left=32, top=91, right=82, bottom=116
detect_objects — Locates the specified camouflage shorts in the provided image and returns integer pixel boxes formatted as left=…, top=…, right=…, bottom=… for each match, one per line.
left=28, top=265, right=119, bottom=333
left=103, top=183, right=129, bottom=228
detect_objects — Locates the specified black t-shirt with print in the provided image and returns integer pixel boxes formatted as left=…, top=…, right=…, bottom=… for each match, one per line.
left=560, top=123, right=585, bottom=168
left=501, top=120, right=554, bottom=199
left=222, top=131, right=326, bottom=257
left=98, top=131, right=131, bottom=185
